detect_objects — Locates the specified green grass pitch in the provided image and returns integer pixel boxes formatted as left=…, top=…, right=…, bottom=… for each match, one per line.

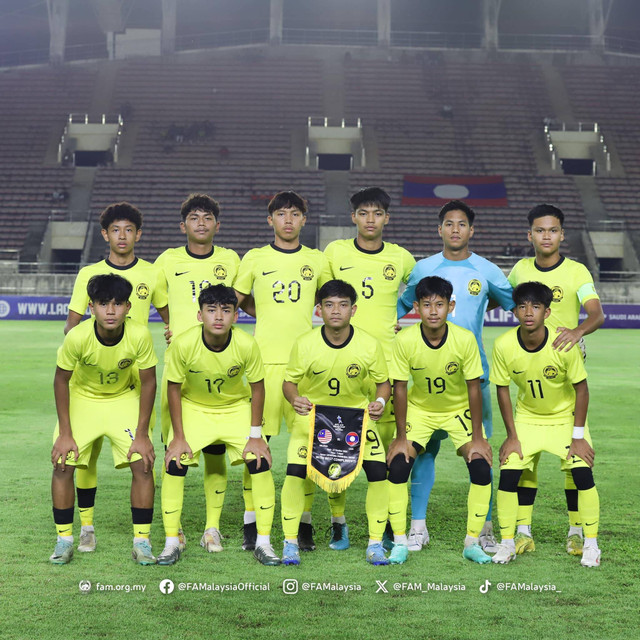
left=0, top=321, right=638, bottom=639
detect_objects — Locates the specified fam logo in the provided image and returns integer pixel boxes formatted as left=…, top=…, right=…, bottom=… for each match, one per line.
left=136, top=283, right=149, bottom=300
left=214, top=265, right=228, bottom=280
left=383, top=264, right=396, bottom=281
left=345, top=432, right=359, bottom=447
left=543, top=366, right=559, bottom=379
left=467, top=279, right=482, bottom=296
left=300, top=265, right=314, bottom=281
left=405, top=422, right=412, bottom=433
left=445, top=361, right=459, bottom=375
left=346, top=363, right=361, bottom=378
left=297, top=445, right=308, bottom=459
left=118, top=358, right=133, bottom=369
left=551, top=286, right=563, bottom=303
left=227, top=365, right=241, bottom=377
left=317, top=429, right=332, bottom=444
left=328, top=463, right=342, bottom=479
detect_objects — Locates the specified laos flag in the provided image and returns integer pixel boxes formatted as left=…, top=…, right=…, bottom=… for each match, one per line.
left=401, top=175, right=508, bottom=207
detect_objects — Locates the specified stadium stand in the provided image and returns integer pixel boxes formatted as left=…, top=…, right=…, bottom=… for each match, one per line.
left=0, top=51, right=632, bottom=262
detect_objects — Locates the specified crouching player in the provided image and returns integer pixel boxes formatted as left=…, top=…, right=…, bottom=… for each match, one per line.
left=50, top=274, right=157, bottom=565
left=159, top=284, right=279, bottom=566
left=491, top=282, right=601, bottom=567
left=281, top=279, right=391, bottom=566
left=386, top=276, right=493, bottom=564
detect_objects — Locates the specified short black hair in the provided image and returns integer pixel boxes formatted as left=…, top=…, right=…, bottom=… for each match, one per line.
left=318, top=279, right=357, bottom=305
left=350, top=187, right=391, bottom=212
left=267, top=190, right=308, bottom=215
left=415, top=276, right=453, bottom=302
left=527, top=203, right=564, bottom=227
left=181, top=193, right=220, bottom=221
left=198, top=284, right=238, bottom=309
left=99, top=202, right=142, bottom=230
left=438, top=200, right=475, bottom=226
left=512, top=281, right=553, bottom=308
left=87, top=273, right=132, bottom=303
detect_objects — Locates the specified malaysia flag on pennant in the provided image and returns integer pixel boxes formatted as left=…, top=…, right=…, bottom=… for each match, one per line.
left=317, top=429, right=332, bottom=444
left=401, top=175, right=508, bottom=207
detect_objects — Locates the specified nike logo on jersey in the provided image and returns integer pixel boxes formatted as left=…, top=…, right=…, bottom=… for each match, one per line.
left=262, top=270, right=277, bottom=276
left=376, top=519, right=386, bottom=524
left=339, top=266, right=354, bottom=271
left=164, top=509, right=179, bottom=514
left=512, top=370, right=525, bottom=374
left=260, top=504, right=274, bottom=510
left=175, top=271, right=190, bottom=276
left=585, top=521, right=598, bottom=527
left=313, top=370, right=327, bottom=375
left=215, top=489, right=225, bottom=494
left=283, top=516, right=296, bottom=521
left=411, top=366, right=425, bottom=371
left=474, top=513, right=485, bottom=518
left=189, top=369, right=203, bottom=373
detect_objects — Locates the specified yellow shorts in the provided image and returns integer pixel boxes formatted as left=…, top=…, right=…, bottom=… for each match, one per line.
left=263, top=363, right=295, bottom=437
left=53, top=389, right=142, bottom=469
left=501, top=421, right=592, bottom=471
left=405, top=403, right=485, bottom=452
left=169, top=400, right=254, bottom=466
left=160, top=365, right=171, bottom=443
left=287, top=411, right=385, bottom=465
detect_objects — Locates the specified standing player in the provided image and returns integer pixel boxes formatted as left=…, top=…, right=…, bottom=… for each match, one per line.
left=397, top=200, right=514, bottom=552
left=158, top=285, right=279, bottom=566
left=387, top=276, right=493, bottom=565
left=234, top=191, right=331, bottom=551
left=155, top=194, right=241, bottom=554
left=323, top=187, right=414, bottom=549
left=491, top=282, right=601, bottom=567
left=50, top=274, right=157, bottom=565
left=508, top=204, right=604, bottom=556
left=63, top=202, right=168, bottom=554
left=281, top=279, right=391, bottom=566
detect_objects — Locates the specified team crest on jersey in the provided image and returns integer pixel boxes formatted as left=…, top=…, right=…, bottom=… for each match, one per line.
left=118, top=358, right=133, bottom=370
left=468, top=279, right=482, bottom=296
left=445, top=361, right=459, bottom=375
left=227, top=365, right=241, bottom=377
left=300, top=265, right=314, bottom=281
left=214, top=265, right=228, bottom=280
left=551, top=286, right=563, bottom=303
left=383, top=264, right=396, bottom=281
left=405, top=422, right=412, bottom=433
left=298, top=445, right=308, bottom=459
left=136, top=283, right=149, bottom=300
left=543, top=366, right=559, bottom=379
left=328, top=463, right=342, bottom=479
left=346, top=363, right=361, bottom=378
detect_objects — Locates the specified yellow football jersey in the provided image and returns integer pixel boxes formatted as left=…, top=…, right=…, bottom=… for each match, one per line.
left=285, top=325, right=388, bottom=409
left=57, top=318, right=157, bottom=399
left=165, top=325, right=264, bottom=409
left=490, top=326, right=587, bottom=424
left=390, top=321, right=483, bottom=414
left=154, top=245, right=240, bottom=338
left=508, top=257, right=599, bottom=331
left=234, top=243, right=332, bottom=364
left=324, top=238, right=415, bottom=358
left=68, top=258, right=167, bottom=325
